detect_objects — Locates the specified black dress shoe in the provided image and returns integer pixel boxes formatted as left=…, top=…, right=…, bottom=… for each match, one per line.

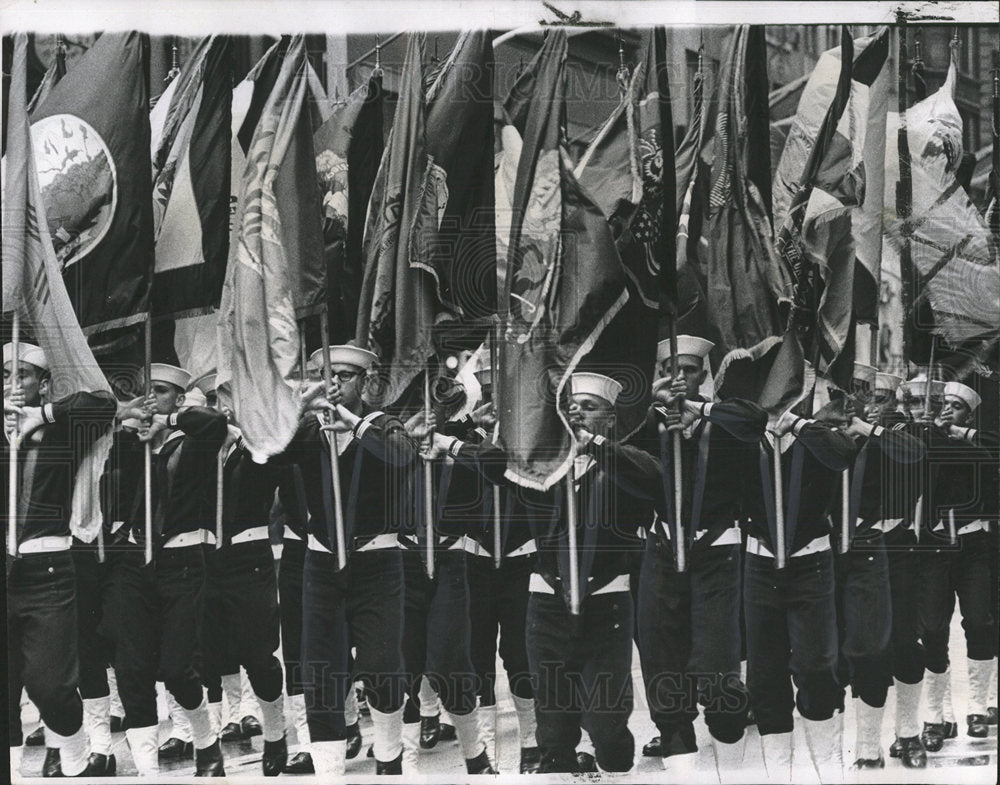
left=346, top=722, right=363, bottom=759
left=642, top=735, right=663, bottom=756
left=159, top=736, right=195, bottom=759
left=890, top=735, right=927, bottom=768
left=367, top=745, right=374, bottom=757
left=466, top=749, right=497, bottom=774
left=662, top=725, right=698, bottom=758
left=576, top=751, right=597, bottom=772
left=439, top=722, right=457, bottom=742
left=520, top=746, right=542, bottom=774
left=42, top=747, right=62, bottom=777
left=86, top=753, right=116, bottom=776
left=942, top=720, right=957, bottom=739
left=920, top=722, right=945, bottom=752
left=262, top=736, right=287, bottom=777
left=967, top=713, right=989, bottom=737
left=853, top=753, right=885, bottom=768
left=419, top=714, right=441, bottom=749
left=219, top=722, right=243, bottom=742
left=26, top=726, right=46, bottom=746
left=240, top=715, right=263, bottom=738
left=283, top=751, right=315, bottom=774
left=988, top=706, right=998, bottom=725
left=538, top=751, right=576, bottom=773
left=376, top=752, right=403, bottom=774
left=194, top=739, right=226, bottom=777
left=109, top=715, right=126, bottom=733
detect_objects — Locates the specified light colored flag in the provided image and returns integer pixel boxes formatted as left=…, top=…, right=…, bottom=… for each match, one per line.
left=883, top=58, right=999, bottom=349
left=3, top=33, right=114, bottom=542
left=217, top=35, right=323, bottom=462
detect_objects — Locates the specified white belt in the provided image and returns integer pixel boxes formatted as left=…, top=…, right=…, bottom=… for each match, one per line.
left=507, top=539, right=537, bottom=558
left=357, top=533, right=399, bottom=552
left=307, top=533, right=334, bottom=554
left=18, top=535, right=72, bottom=555
left=933, top=519, right=989, bottom=537
left=164, top=530, right=216, bottom=549
left=464, top=539, right=492, bottom=559
left=283, top=526, right=302, bottom=541
left=230, top=526, right=270, bottom=545
left=873, top=518, right=904, bottom=533
left=659, top=521, right=741, bottom=547
left=528, top=572, right=630, bottom=596
left=745, top=534, right=830, bottom=560
left=402, top=533, right=466, bottom=551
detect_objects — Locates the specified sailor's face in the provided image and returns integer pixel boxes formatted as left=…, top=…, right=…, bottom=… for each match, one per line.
left=330, top=363, right=364, bottom=409
left=659, top=356, right=706, bottom=398
left=4, top=361, right=46, bottom=406
left=151, top=381, right=184, bottom=415
left=865, top=389, right=896, bottom=423
left=568, top=393, right=614, bottom=437
left=939, top=395, right=971, bottom=426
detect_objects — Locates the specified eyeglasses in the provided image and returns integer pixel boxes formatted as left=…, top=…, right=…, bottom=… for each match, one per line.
left=332, top=371, right=361, bottom=383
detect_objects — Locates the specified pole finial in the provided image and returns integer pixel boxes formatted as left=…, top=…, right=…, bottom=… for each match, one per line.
left=615, top=32, right=629, bottom=93
left=166, top=38, right=181, bottom=83
left=373, top=34, right=383, bottom=78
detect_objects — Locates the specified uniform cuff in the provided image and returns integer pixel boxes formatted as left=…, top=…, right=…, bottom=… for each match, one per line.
left=354, top=411, right=383, bottom=438
left=792, top=416, right=809, bottom=436
left=168, top=412, right=180, bottom=428
left=446, top=436, right=463, bottom=458
left=41, top=403, right=55, bottom=424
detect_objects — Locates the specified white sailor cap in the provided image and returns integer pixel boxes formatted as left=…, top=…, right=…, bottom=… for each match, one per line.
left=942, top=381, right=982, bottom=412
left=570, top=372, right=623, bottom=406
left=308, top=345, right=378, bottom=372
left=874, top=372, right=904, bottom=393
left=3, top=342, right=48, bottom=371
left=657, top=335, right=714, bottom=366
left=150, top=363, right=192, bottom=391
left=183, top=388, right=208, bottom=408
left=852, top=363, right=877, bottom=387
left=190, top=373, right=217, bottom=394
left=897, top=374, right=945, bottom=401
left=473, top=365, right=492, bottom=387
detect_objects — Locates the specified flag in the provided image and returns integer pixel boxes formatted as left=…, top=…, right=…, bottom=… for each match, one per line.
left=498, top=30, right=629, bottom=490
left=773, top=27, right=889, bottom=386
left=26, top=41, right=66, bottom=115
left=149, top=36, right=232, bottom=319
left=883, top=59, right=999, bottom=357
left=412, top=30, right=496, bottom=324
left=356, top=34, right=435, bottom=407
left=687, top=26, right=788, bottom=357
left=29, top=32, right=154, bottom=336
left=313, top=72, right=384, bottom=342
left=573, top=27, right=679, bottom=439
left=217, top=36, right=324, bottom=462
left=3, top=33, right=114, bottom=541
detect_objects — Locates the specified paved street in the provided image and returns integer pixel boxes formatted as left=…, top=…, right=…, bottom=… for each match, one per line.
left=14, top=608, right=997, bottom=782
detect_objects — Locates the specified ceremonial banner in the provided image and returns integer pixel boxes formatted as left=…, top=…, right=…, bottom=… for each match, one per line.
left=150, top=36, right=232, bottom=319
left=3, top=33, right=114, bottom=541
left=313, top=71, right=384, bottom=342
left=29, top=32, right=154, bottom=335
left=356, top=33, right=435, bottom=407
left=217, top=36, right=321, bottom=462
left=883, top=59, right=999, bottom=352
left=498, top=30, right=629, bottom=490
left=26, top=41, right=66, bottom=115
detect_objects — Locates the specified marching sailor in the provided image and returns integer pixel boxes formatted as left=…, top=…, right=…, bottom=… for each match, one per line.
left=4, top=342, right=117, bottom=778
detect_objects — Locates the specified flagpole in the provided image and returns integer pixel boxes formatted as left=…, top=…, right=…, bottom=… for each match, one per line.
left=773, top=437, right=786, bottom=570
left=991, top=50, right=999, bottom=251
left=318, top=312, right=348, bottom=571
left=490, top=322, right=502, bottom=570
left=669, top=323, right=685, bottom=573
left=143, top=317, right=153, bottom=565
left=7, top=313, right=21, bottom=558
left=423, top=369, right=435, bottom=580
left=565, top=439, right=581, bottom=616
left=215, top=449, right=224, bottom=550
left=840, top=470, right=851, bottom=555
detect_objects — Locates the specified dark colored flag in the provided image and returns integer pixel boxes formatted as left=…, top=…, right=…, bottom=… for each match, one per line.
left=313, top=72, right=384, bottom=343
left=497, top=29, right=629, bottom=490
left=412, top=30, right=496, bottom=325
left=687, top=26, right=789, bottom=358
left=29, top=32, right=154, bottom=336
left=356, top=34, right=436, bottom=407
left=149, top=36, right=232, bottom=319
left=27, top=40, right=66, bottom=115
